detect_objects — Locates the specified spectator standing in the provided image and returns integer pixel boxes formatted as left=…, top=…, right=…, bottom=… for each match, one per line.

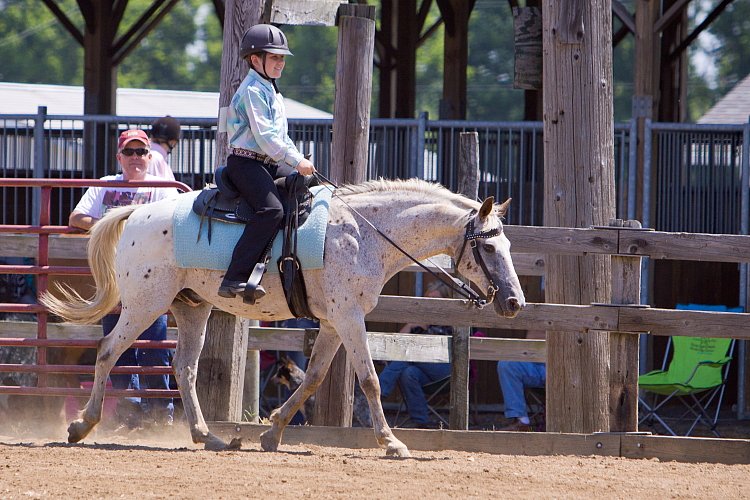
left=148, top=115, right=180, bottom=181
left=69, top=128, right=178, bottom=429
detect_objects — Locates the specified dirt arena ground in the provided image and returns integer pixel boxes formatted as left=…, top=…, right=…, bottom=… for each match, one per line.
left=1, top=422, right=749, bottom=499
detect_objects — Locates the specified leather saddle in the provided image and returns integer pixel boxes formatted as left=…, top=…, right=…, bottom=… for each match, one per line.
left=191, top=166, right=320, bottom=319
left=192, top=166, right=317, bottom=238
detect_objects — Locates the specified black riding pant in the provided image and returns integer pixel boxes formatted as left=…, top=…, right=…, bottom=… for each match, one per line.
left=223, top=154, right=295, bottom=282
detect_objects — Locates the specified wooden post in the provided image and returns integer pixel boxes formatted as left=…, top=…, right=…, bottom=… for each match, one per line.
left=449, top=132, right=479, bottom=430
left=542, top=0, right=616, bottom=433
left=82, top=1, right=116, bottom=175
left=197, top=311, right=249, bottom=421
left=438, top=0, right=471, bottom=119
left=608, top=219, right=643, bottom=431
left=633, top=0, right=659, bottom=222
left=196, top=0, right=263, bottom=423
left=311, top=3, right=375, bottom=427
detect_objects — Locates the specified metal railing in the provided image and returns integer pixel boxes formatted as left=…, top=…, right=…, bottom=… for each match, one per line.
left=0, top=178, right=190, bottom=399
left=1, top=108, right=633, bottom=227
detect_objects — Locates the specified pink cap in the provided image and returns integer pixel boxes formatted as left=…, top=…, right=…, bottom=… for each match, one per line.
left=118, top=129, right=150, bottom=150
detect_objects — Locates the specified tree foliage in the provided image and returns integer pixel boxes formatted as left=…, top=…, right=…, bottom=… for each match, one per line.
left=1, top=1, right=741, bottom=123
left=0, top=0, right=83, bottom=84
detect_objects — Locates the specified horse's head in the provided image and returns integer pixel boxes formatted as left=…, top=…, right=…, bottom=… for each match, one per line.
left=453, top=197, right=525, bottom=318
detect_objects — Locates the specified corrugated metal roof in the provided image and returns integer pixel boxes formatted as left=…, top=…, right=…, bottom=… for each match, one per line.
left=0, top=82, right=332, bottom=119
left=699, top=74, right=750, bottom=124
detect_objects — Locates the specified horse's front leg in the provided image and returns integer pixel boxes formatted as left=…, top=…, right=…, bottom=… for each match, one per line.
left=68, top=308, right=157, bottom=443
left=331, top=311, right=410, bottom=458
left=259, top=322, right=342, bottom=452
left=170, top=301, right=240, bottom=451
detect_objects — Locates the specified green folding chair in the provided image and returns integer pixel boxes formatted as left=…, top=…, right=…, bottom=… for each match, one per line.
left=638, top=304, right=737, bottom=437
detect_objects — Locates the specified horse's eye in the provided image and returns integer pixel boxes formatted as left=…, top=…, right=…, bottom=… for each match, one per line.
left=482, top=242, right=495, bottom=253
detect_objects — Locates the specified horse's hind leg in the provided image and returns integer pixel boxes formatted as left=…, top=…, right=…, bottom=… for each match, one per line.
left=68, top=305, right=165, bottom=443
left=170, top=300, right=239, bottom=451
left=259, top=322, right=342, bottom=452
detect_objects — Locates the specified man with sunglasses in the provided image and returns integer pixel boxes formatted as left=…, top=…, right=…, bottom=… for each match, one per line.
left=69, top=128, right=178, bottom=431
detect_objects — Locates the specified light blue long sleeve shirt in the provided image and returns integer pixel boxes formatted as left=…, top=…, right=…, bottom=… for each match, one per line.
left=226, top=68, right=304, bottom=168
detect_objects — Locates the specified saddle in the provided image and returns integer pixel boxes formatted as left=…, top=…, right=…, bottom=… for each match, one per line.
left=192, top=166, right=319, bottom=318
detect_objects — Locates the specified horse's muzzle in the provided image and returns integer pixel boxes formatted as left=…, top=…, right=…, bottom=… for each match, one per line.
left=496, top=295, right=525, bottom=318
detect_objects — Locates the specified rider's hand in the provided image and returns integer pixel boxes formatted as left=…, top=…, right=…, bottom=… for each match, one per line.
left=296, top=158, right=316, bottom=176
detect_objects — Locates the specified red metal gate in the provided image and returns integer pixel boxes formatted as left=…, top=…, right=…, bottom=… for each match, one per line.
left=0, top=178, right=190, bottom=400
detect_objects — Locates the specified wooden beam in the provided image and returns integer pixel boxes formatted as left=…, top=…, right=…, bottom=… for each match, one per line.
left=609, top=223, right=642, bottom=432
left=653, top=0, right=691, bottom=34
left=505, top=226, right=619, bottom=256
left=542, top=0, right=615, bottom=434
left=613, top=24, right=630, bottom=47
left=41, top=0, right=84, bottom=45
left=196, top=0, right=263, bottom=424
left=209, top=422, right=750, bottom=464
left=619, top=308, right=750, bottom=339
left=667, top=0, right=735, bottom=63
left=367, top=297, right=621, bottom=332
left=196, top=310, right=248, bottom=421
left=212, top=0, right=225, bottom=29
left=619, top=230, right=750, bottom=263
left=611, top=0, right=635, bottom=33
left=450, top=132, right=480, bottom=430
left=620, top=434, right=750, bottom=464
left=112, top=0, right=180, bottom=65
left=314, top=3, right=376, bottom=428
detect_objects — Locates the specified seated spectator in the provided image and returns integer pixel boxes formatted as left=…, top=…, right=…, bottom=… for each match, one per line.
left=496, top=329, right=546, bottom=431
left=377, top=281, right=453, bottom=428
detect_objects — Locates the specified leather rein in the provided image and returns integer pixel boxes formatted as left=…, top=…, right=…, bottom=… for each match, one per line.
left=313, top=172, right=502, bottom=309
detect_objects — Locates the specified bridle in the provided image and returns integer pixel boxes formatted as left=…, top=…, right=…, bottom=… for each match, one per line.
left=453, top=209, right=502, bottom=307
left=312, top=172, right=503, bottom=309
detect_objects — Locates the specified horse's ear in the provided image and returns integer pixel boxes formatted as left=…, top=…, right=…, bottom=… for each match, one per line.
left=479, top=196, right=495, bottom=219
left=497, top=198, right=512, bottom=217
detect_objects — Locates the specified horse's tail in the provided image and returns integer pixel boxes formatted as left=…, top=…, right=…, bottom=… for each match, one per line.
left=40, top=205, right=139, bottom=324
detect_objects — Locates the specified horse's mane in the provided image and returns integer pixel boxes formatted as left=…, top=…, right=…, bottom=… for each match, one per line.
left=338, top=178, right=478, bottom=211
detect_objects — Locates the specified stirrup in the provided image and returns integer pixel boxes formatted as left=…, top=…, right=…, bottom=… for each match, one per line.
left=242, top=262, right=267, bottom=305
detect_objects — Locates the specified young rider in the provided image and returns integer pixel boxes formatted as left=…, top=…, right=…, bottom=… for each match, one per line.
left=218, top=24, right=316, bottom=302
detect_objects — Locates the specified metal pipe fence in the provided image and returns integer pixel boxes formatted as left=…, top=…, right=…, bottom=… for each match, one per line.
left=1, top=108, right=633, bottom=227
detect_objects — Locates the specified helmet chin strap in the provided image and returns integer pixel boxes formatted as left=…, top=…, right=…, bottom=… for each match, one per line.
left=256, top=53, right=280, bottom=93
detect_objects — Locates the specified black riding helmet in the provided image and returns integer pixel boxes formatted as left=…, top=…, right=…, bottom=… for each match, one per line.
left=240, top=24, right=293, bottom=58
left=150, top=116, right=181, bottom=142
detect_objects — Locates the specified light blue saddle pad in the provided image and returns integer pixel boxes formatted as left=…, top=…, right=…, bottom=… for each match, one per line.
left=172, top=185, right=332, bottom=274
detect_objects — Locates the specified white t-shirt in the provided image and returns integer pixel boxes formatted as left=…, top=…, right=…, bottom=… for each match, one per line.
left=73, top=174, right=179, bottom=219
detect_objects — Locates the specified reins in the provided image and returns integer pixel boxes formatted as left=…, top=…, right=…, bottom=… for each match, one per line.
left=312, top=172, right=497, bottom=309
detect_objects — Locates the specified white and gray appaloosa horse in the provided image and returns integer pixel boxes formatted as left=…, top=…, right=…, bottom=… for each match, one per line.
left=42, top=178, right=525, bottom=457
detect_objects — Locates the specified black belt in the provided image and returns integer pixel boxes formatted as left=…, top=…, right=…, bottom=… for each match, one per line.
left=231, top=147, right=276, bottom=165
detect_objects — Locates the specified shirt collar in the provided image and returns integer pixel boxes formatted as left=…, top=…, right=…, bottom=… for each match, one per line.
left=248, top=68, right=275, bottom=93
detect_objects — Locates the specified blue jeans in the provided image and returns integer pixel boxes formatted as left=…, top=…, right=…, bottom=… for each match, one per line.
left=496, top=361, right=546, bottom=419
left=379, top=361, right=451, bottom=424
left=102, top=314, right=173, bottom=421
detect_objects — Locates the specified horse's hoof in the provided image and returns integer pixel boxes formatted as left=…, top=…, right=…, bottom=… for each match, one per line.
left=67, top=420, right=90, bottom=443
left=386, top=443, right=411, bottom=458
left=226, top=437, right=242, bottom=450
left=204, top=435, right=228, bottom=451
left=259, top=430, right=279, bottom=452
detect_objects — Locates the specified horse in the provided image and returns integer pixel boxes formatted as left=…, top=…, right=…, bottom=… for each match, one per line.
left=41, top=178, right=525, bottom=457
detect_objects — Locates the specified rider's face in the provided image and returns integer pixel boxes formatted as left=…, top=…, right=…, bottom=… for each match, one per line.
left=252, top=52, right=286, bottom=79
